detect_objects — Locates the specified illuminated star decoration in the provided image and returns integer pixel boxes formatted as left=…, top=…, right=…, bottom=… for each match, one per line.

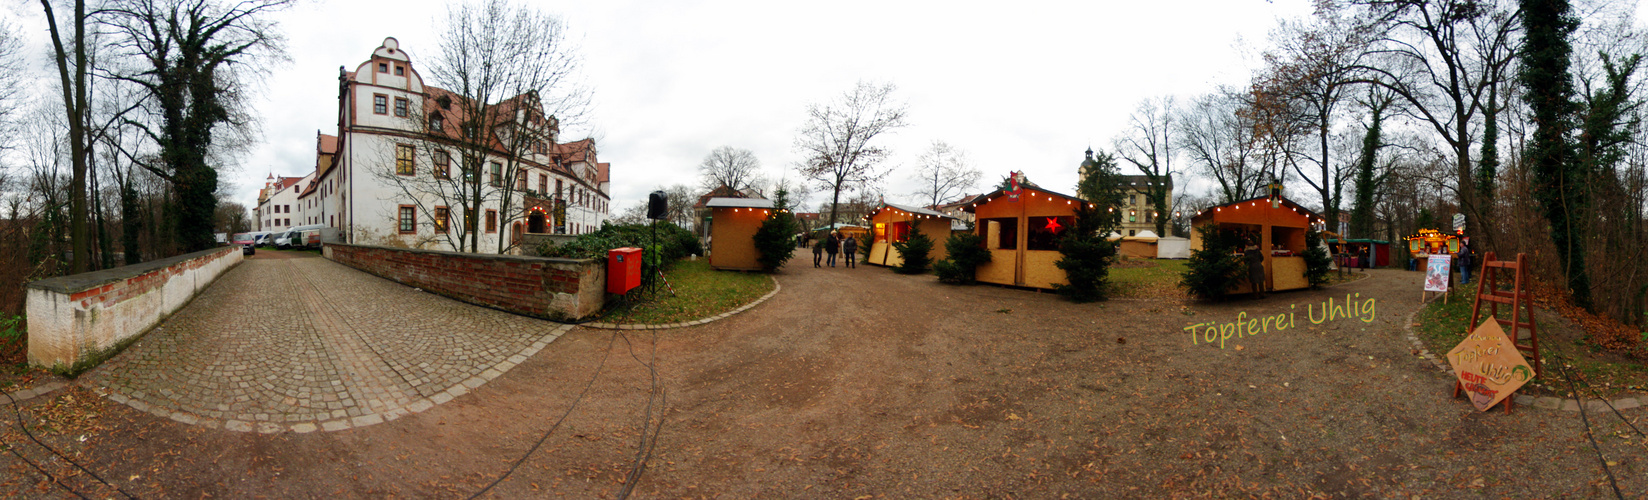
left=1043, top=217, right=1062, bottom=233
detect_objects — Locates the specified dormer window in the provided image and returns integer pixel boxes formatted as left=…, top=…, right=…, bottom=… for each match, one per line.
left=395, top=65, right=405, bottom=76
left=436, top=95, right=452, bottom=110
left=429, top=113, right=444, bottom=131
left=378, top=62, right=388, bottom=73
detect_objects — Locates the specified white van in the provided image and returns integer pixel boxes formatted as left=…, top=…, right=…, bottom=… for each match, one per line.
left=277, top=225, right=327, bottom=249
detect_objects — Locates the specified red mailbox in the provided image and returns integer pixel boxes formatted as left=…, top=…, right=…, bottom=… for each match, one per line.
left=607, top=247, right=643, bottom=294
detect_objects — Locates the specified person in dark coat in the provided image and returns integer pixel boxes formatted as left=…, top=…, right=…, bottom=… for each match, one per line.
left=812, top=239, right=823, bottom=268
left=1459, top=239, right=1475, bottom=284
left=841, top=234, right=858, bottom=268
left=1245, top=241, right=1267, bottom=298
left=825, top=231, right=841, bottom=267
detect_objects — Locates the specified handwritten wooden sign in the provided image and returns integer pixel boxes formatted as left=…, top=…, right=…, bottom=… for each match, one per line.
left=1447, top=319, right=1534, bottom=411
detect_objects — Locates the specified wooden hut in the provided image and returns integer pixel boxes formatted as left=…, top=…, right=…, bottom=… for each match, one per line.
left=1404, top=228, right=1458, bottom=272
left=866, top=202, right=955, bottom=267
left=705, top=197, right=773, bottom=271
left=1118, top=230, right=1160, bottom=258
left=1344, top=238, right=1390, bottom=268
left=1188, top=196, right=1325, bottom=293
left=961, top=185, right=1089, bottom=289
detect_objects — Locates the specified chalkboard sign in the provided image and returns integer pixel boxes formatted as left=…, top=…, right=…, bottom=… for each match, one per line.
left=1447, top=319, right=1534, bottom=411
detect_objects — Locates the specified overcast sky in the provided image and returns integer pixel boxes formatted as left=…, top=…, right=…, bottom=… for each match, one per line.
left=12, top=1, right=1639, bottom=215
left=228, top=0, right=1330, bottom=213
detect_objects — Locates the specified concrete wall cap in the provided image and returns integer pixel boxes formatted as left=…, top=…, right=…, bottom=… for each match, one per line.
left=26, top=246, right=234, bottom=294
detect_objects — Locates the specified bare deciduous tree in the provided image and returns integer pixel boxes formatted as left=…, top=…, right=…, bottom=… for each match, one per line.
left=794, top=81, right=908, bottom=227
left=697, top=146, right=763, bottom=193
left=381, top=0, right=589, bottom=253
left=909, top=140, right=981, bottom=208
left=1114, top=97, right=1179, bottom=237
left=1175, top=91, right=1266, bottom=203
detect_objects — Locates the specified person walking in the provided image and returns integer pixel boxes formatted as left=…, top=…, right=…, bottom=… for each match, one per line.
left=826, top=231, right=841, bottom=267
left=1245, top=240, right=1267, bottom=298
left=841, top=234, right=858, bottom=268
left=812, top=238, right=823, bottom=268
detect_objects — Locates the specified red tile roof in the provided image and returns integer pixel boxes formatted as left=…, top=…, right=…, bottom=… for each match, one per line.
left=596, top=162, right=609, bottom=183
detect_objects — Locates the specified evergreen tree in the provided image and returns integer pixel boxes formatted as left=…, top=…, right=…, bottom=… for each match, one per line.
left=1304, top=228, right=1333, bottom=288
left=893, top=222, right=934, bottom=274
left=1056, top=148, right=1127, bottom=302
left=1181, top=223, right=1246, bottom=300
left=934, top=232, right=992, bottom=284
left=754, top=188, right=801, bottom=272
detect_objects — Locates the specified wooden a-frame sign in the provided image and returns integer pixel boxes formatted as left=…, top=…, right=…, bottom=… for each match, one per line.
left=1447, top=319, right=1534, bottom=412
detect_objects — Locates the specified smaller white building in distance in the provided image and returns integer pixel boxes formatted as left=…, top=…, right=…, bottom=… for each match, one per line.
left=256, top=171, right=314, bottom=233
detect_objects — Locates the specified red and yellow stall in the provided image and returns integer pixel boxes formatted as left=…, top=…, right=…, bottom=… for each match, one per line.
left=1188, top=196, right=1325, bottom=292
left=866, top=202, right=955, bottom=268
left=1405, top=228, right=1459, bottom=271
left=961, top=185, right=1089, bottom=289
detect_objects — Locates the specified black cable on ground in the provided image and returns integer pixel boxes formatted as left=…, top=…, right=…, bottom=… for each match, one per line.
left=1552, top=358, right=1626, bottom=500
left=1554, top=354, right=1648, bottom=440
left=3, top=391, right=137, bottom=499
left=468, top=329, right=619, bottom=499
left=615, top=330, right=667, bottom=499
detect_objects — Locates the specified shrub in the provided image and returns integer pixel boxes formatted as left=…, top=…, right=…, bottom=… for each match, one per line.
left=1054, top=205, right=1118, bottom=302
left=892, top=223, right=934, bottom=274
left=1181, top=223, right=1246, bottom=300
left=857, top=232, right=872, bottom=258
left=1303, top=228, right=1332, bottom=288
left=935, top=232, right=991, bottom=284
left=754, top=210, right=800, bottom=272
left=539, top=221, right=700, bottom=271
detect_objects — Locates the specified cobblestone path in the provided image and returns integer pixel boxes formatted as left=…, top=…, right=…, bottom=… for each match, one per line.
left=85, top=252, right=571, bottom=433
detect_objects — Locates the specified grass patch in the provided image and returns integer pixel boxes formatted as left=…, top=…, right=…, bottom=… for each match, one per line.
left=1413, top=288, right=1648, bottom=398
left=1106, top=259, right=1189, bottom=300
left=598, top=259, right=775, bottom=325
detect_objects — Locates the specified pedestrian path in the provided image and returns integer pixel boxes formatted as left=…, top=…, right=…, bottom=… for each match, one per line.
left=85, top=253, right=571, bottom=433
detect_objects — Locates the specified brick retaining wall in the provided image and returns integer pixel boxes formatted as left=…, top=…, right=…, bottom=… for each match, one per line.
left=324, top=243, right=605, bottom=321
left=27, top=246, right=243, bottom=374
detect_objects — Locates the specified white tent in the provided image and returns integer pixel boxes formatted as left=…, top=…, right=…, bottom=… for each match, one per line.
left=1156, top=236, right=1191, bottom=259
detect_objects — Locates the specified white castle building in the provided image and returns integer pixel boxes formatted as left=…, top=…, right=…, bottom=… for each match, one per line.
left=257, top=37, right=610, bottom=253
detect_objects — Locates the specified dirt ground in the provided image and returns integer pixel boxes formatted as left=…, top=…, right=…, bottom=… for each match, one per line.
left=4, top=261, right=1648, bottom=498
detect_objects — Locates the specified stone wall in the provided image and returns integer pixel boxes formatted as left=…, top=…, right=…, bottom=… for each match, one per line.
left=27, top=246, right=243, bottom=375
left=324, top=243, right=605, bottom=321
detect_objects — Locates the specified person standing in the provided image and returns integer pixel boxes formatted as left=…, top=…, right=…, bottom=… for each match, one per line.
left=1245, top=241, right=1267, bottom=298
left=842, top=234, right=858, bottom=268
left=1459, top=239, right=1475, bottom=285
left=812, top=238, right=824, bottom=268
left=826, top=231, right=840, bottom=267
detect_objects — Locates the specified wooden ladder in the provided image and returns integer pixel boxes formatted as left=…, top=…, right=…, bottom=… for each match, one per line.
left=1466, top=251, right=1541, bottom=378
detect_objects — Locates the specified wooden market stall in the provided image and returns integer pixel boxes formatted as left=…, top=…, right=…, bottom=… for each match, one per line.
left=1405, top=228, right=1458, bottom=272
left=867, top=202, right=955, bottom=267
left=1344, top=238, right=1391, bottom=268
left=705, top=197, right=773, bottom=271
left=962, top=185, right=1089, bottom=289
left=1188, top=195, right=1325, bottom=293
left=1118, top=230, right=1160, bottom=259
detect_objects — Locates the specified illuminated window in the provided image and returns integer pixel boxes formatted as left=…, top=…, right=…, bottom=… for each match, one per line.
left=434, top=207, right=449, bottom=232
left=395, top=144, right=414, bottom=175
left=486, top=210, right=497, bottom=233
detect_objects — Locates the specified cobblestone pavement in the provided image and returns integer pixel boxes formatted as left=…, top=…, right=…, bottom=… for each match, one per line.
left=84, top=252, right=571, bottom=433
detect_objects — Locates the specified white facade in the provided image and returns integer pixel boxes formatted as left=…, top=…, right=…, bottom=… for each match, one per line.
left=316, top=37, right=610, bottom=253
left=255, top=171, right=314, bottom=233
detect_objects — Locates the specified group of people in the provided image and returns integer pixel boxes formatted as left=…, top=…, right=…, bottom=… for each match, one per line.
left=807, top=231, right=857, bottom=268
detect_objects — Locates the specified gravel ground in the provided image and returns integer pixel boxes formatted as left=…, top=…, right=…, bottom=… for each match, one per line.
left=2, top=263, right=1645, bottom=498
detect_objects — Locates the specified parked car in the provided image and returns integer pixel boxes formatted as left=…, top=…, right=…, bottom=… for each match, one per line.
left=231, top=232, right=256, bottom=255
left=250, top=231, right=274, bottom=247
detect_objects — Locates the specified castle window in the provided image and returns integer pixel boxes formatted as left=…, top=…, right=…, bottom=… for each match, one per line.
left=394, top=65, right=405, bottom=76
left=396, top=144, right=415, bottom=176
left=398, top=206, right=416, bottom=234
left=378, top=62, right=388, bottom=73
left=373, top=94, right=387, bottom=114
left=433, top=150, right=450, bottom=179
left=394, top=97, right=408, bottom=117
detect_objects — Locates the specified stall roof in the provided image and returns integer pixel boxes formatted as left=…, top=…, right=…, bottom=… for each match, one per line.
left=1192, top=195, right=1326, bottom=222
left=1345, top=238, right=1389, bottom=244
left=704, top=197, right=774, bottom=209
left=959, top=185, right=1088, bottom=213
left=872, top=202, right=953, bottom=219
